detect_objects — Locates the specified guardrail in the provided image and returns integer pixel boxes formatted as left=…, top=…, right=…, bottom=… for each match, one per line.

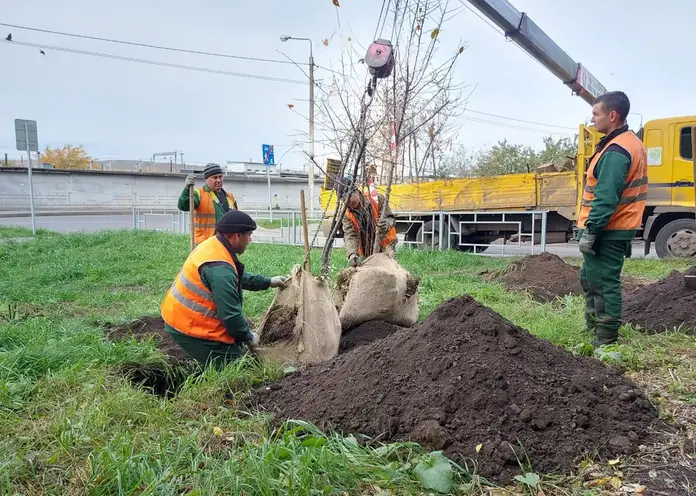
left=131, top=207, right=548, bottom=255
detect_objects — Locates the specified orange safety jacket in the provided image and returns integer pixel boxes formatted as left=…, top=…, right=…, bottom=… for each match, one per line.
left=345, top=193, right=397, bottom=256
left=577, top=130, right=648, bottom=231
left=194, top=187, right=237, bottom=246
left=161, top=236, right=238, bottom=344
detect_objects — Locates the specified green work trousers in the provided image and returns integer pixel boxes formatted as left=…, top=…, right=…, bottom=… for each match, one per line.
left=165, top=325, right=248, bottom=370
left=579, top=239, right=631, bottom=345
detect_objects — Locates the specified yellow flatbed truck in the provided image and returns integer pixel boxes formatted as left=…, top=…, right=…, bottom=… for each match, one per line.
left=321, top=118, right=696, bottom=257
left=320, top=0, right=696, bottom=257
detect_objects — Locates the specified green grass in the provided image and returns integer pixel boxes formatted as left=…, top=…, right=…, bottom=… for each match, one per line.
left=0, top=225, right=50, bottom=238
left=0, top=231, right=694, bottom=494
left=256, top=218, right=321, bottom=230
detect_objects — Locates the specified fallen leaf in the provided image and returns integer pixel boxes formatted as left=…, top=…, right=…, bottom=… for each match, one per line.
left=213, top=426, right=224, bottom=436
left=475, top=444, right=483, bottom=453
left=586, top=477, right=610, bottom=488
left=537, top=490, right=547, bottom=496
left=332, top=0, right=340, bottom=6
left=323, top=39, right=329, bottom=46
left=608, top=457, right=621, bottom=466
left=609, top=476, right=623, bottom=489
left=431, top=28, right=440, bottom=39
left=635, top=485, right=647, bottom=493
left=648, top=469, right=657, bottom=479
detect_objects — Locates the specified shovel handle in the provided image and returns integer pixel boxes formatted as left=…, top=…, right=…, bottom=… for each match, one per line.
left=189, top=184, right=195, bottom=252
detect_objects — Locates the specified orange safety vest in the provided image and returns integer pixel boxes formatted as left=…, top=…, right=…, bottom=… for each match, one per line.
left=577, top=130, right=648, bottom=231
left=193, top=187, right=237, bottom=246
left=345, top=193, right=397, bottom=256
left=161, top=236, right=238, bottom=344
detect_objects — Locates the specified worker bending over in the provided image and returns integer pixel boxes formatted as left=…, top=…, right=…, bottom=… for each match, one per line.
left=337, top=178, right=397, bottom=267
left=161, top=210, right=287, bottom=368
left=577, top=91, right=648, bottom=346
left=179, top=162, right=238, bottom=246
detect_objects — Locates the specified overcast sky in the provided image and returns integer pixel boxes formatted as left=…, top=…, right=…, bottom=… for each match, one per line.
left=1, top=0, right=693, bottom=172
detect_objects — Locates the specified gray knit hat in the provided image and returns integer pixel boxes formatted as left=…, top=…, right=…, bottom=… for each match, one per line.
left=204, top=163, right=224, bottom=179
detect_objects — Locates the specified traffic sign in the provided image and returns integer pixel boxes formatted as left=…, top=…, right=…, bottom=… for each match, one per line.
left=262, top=144, right=275, bottom=166
left=15, top=119, right=39, bottom=152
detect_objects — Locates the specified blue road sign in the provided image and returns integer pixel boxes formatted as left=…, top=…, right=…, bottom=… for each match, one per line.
left=262, top=144, right=275, bottom=166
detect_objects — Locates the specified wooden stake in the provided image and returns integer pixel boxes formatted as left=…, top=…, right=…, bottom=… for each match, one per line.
left=301, top=190, right=311, bottom=271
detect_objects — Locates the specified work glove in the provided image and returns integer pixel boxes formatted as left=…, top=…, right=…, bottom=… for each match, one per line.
left=269, top=276, right=289, bottom=289
left=249, top=331, right=260, bottom=347
left=348, top=253, right=360, bottom=268
left=184, top=174, right=196, bottom=187
left=377, top=217, right=391, bottom=236
left=578, top=233, right=597, bottom=256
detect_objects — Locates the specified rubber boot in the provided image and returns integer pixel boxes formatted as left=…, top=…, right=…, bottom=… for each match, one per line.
left=593, top=326, right=619, bottom=347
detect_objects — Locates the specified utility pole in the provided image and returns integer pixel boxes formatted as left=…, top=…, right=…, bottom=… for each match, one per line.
left=308, top=47, right=315, bottom=215
left=280, top=35, right=315, bottom=214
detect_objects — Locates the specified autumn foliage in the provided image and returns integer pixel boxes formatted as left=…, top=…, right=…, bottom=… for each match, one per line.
left=40, top=145, right=92, bottom=170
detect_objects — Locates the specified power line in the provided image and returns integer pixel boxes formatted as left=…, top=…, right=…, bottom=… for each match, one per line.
left=1, top=39, right=307, bottom=85
left=464, top=109, right=576, bottom=130
left=462, top=116, right=574, bottom=136
left=0, top=22, right=303, bottom=66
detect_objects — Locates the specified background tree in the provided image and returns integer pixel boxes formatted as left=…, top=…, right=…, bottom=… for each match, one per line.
left=40, top=145, right=92, bottom=170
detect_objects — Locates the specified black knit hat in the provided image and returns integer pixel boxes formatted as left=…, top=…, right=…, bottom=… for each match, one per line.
left=335, top=176, right=356, bottom=198
left=216, top=210, right=257, bottom=234
left=204, top=162, right=224, bottom=179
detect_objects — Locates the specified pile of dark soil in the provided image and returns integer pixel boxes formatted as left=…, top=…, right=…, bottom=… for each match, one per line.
left=623, top=267, right=696, bottom=333
left=252, top=296, right=658, bottom=482
left=338, top=321, right=406, bottom=353
left=492, top=252, right=583, bottom=302
left=259, top=305, right=298, bottom=345
left=490, top=253, right=646, bottom=302
left=106, top=316, right=196, bottom=396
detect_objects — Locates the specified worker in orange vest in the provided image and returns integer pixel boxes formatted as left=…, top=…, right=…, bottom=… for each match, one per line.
left=337, top=177, right=397, bottom=267
left=178, top=163, right=238, bottom=246
left=161, top=210, right=288, bottom=368
left=577, top=91, right=648, bottom=346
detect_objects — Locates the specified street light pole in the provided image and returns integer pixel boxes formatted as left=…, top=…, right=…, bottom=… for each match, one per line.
left=281, top=35, right=315, bottom=214
left=308, top=46, right=315, bottom=215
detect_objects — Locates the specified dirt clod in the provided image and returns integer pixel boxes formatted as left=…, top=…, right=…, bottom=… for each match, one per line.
left=404, top=274, right=420, bottom=299
left=106, top=316, right=196, bottom=396
left=259, top=305, right=298, bottom=345
left=252, top=296, right=658, bottom=482
left=623, top=267, right=696, bottom=333
left=339, top=321, right=406, bottom=353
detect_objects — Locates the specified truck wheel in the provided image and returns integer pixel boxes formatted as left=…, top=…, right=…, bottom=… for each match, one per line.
left=654, top=218, right=696, bottom=258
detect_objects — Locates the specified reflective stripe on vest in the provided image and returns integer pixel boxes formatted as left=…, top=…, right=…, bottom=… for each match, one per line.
left=160, top=236, right=238, bottom=344
left=577, top=130, right=648, bottom=231
left=345, top=193, right=397, bottom=257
